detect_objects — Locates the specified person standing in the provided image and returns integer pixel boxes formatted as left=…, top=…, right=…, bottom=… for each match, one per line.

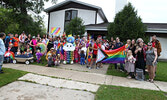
left=135, top=41, right=147, bottom=75
left=4, top=33, right=11, bottom=50
left=146, top=42, right=157, bottom=83
left=151, top=35, right=161, bottom=75
left=13, top=34, right=19, bottom=54
left=129, top=39, right=136, bottom=57
left=115, top=37, right=124, bottom=71
left=0, top=33, right=6, bottom=73
left=19, top=31, right=27, bottom=50
left=90, top=39, right=99, bottom=69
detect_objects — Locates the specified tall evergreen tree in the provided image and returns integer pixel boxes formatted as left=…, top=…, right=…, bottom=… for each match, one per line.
left=108, top=3, right=147, bottom=42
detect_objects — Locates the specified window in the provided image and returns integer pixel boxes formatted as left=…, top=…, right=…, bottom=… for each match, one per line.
left=64, top=10, right=78, bottom=31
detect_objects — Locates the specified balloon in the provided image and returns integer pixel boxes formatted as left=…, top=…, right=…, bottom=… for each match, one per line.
left=37, top=43, right=47, bottom=54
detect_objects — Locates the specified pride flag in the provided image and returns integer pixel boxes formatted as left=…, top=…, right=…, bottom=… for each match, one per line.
left=51, top=27, right=60, bottom=36
left=96, top=46, right=126, bottom=63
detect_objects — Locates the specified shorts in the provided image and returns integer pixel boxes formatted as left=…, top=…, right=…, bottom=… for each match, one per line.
left=88, top=58, right=91, bottom=62
left=93, top=54, right=97, bottom=58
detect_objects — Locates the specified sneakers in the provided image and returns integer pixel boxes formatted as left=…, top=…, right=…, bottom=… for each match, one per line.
left=127, top=76, right=132, bottom=79
left=0, top=70, right=4, bottom=74
left=96, top=67, right=100, bottom=69
left=88, top=67, right=92, bottom=70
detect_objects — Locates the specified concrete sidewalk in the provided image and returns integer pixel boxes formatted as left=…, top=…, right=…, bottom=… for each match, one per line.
left=3, top=64, right=167, bottom=92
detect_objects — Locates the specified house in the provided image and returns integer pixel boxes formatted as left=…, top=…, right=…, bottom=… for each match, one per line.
left=44, top=0, right=108, bottom=36
left=45, top=0, right=167, bottom=60
left=145, top=23, right=167, bottom=60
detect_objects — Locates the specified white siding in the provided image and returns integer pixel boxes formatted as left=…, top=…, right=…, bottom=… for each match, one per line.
left=49, top=8, right=97, bottom=35
left=97, top=13, right=104, bottom=24
left=49, top=10, right=65, bottom=36
left=150, top=36, right=167, bottom=59
left=77, top=9, right=96, bottom=25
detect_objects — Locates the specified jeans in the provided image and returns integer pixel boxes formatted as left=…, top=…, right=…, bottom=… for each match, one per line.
left=80, top=58, right=85, bottom=65
left=0, top=55, right=4, bottom=71
left=115, top=63, right=124, bottom=70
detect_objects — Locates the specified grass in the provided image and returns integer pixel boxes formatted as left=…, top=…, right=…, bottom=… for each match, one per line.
left=106, top=64, right=127, bottom=77
left=95, top=85, right=167, bottom=100
left=0, top=68, right=27, bottom=87
left=106, top=61, right=167, bottom=82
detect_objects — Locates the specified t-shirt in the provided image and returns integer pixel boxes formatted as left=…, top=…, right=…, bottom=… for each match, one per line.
left=93, top=43, right=98, bottom=55
left=81, top=47, right=87, bottom=56
left=152, top=42, right=156, bottom=48
left=13, top=37, right=19, bottom=47
left=0, top=38, right=6, bottom=55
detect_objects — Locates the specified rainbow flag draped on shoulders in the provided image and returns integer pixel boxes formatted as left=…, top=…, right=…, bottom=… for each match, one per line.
left=96, top=46, right=126, bottom=63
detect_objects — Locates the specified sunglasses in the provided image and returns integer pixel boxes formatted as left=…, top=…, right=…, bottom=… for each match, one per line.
left=148, top=45, right=152, bottom=46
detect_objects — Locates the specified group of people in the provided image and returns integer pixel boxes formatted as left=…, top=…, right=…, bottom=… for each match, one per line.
left=0, top=32, right=162, bottom=83
left=124, top=35, right=161, bottom=82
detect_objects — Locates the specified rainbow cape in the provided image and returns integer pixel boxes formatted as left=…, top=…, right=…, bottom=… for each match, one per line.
left=51, top=27, right=60, bottom=36
left=96, top=46, right=126, bottom=63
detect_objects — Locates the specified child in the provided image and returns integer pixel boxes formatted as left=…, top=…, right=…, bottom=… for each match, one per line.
left=74, top=40, right=79, bottom=63
left=47, top=53, right=52, bottom=67
left=86, top=44, right=93, bottom=68
left=55, top=54, right=60, bottom=66
left=46, top=48, right=54, bottom=67
left=125, top=50, right=136, bottom=79
left=16, top=49, right=21, bottom=55
left=59, top=41, right=64, bottom=63
left=36, top=50, right=43, bottom=63
left=80, top=50, right=85, bottom=65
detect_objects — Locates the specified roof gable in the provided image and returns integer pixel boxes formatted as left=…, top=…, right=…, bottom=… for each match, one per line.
left=44, top=0, right=108, bottom=22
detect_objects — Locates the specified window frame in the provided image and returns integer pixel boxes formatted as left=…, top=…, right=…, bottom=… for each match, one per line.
left=64, top=10, right=78, bottom=31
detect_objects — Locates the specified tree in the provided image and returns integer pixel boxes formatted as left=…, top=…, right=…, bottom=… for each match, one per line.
left=0, top=8, right=19, bottom=33
left=0, top=0, right=56, bottom=35
left=108, top=3, right=147, bottom=42
left=65, top=17, right=85, bottom=36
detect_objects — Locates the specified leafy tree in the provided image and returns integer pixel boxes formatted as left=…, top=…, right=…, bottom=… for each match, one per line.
left=0, top=0, right=56, bottom=35
left=108, top=3, right=147, bottom=42
left=65, top=17, right=85, bottom=36
left=0, top=8, right=19, bottom=33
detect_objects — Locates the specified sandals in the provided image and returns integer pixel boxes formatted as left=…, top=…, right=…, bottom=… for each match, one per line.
left=147, top=79, right=154, bottom=83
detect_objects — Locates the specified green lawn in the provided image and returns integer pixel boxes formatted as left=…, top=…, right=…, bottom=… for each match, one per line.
left=95, top=85, right=167, bottom=100
left=0, top=68, right=27, bottom=87
left=106, top=62, right=167, bottom=82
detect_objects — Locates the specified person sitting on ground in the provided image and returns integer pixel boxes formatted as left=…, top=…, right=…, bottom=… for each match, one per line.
left=45, top=48, right=54, bottom=67
left=36, top=49, right=43, bottom=63
left=55, top=54, right=60, bottom=66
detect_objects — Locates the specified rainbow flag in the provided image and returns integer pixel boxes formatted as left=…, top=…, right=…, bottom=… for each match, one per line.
left=96, top=46, right=126, bottom=63
left=51, top=27, right=60, bottom=36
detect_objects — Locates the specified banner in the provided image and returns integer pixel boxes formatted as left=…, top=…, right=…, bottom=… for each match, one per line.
left=96, top=46, right=126, bottom=64
left=51, top=27, right=61, bottom=36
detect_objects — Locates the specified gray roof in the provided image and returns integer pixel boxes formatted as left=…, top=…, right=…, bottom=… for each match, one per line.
left=44, top=0, right=108, bottom=22
left=144, top=23, right=167, bottom=33
left=85, top=23, right=109, bottom=31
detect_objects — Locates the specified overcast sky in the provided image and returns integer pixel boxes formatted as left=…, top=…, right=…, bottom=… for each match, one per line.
left=41, top=0, right=167, bottom=27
